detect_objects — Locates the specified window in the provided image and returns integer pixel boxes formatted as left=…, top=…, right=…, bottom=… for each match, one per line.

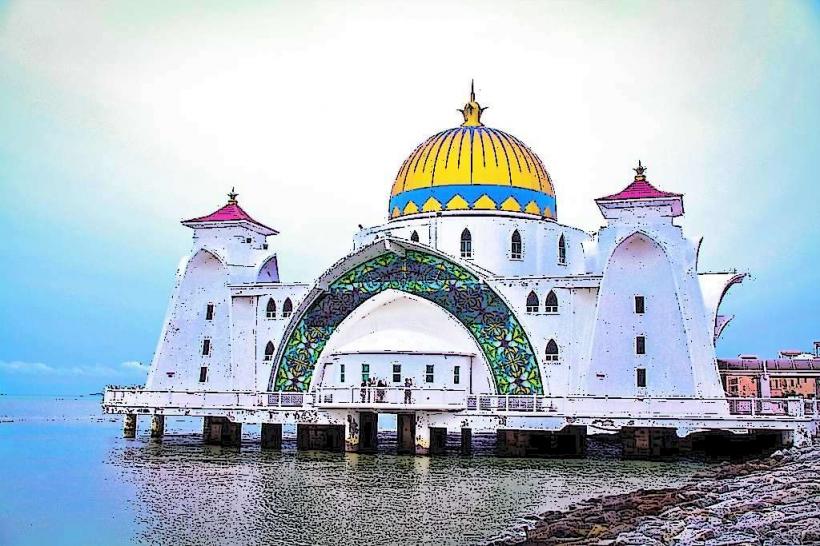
left=410, top=230, right=419, bottom=243
left=425, top=364, right=435, bottom=383
left=558, top=234, right=567, bottom=265
left=460, top=228, right=472, bottom=258
left=636, top=336, right=646, bottom=355
left=283, top=298, right=293, bottom=318
left=453, top=365, right=460, bottom=385
left=545, top=290, right=558, bottom=314
left=340, top=363, right=346, bottom=383
left=263, top=341, right=275, bottom=361
left=201, top=338, right=211, bottom=356
left=510, top=230, right=522, bottom=260
left=361, top=363, right=370, bottom=382
left=199, top=366, right=208, bottom=383
left=636, top=368, right=647, bottom=388
left=526, top=291, right=539, bottom=313
left=634, top=296, right=645, bottom=314
left=266, top=298, right=276, bottom=319
left=205, top=303, right=215, bottom=321
left=545, top=339, right=559, bottom=362
left=392, top=364, right=402, bottom=383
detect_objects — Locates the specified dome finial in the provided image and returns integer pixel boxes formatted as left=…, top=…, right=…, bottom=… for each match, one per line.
left=459, top=79, right=486, bottom=127
left=227, top=187, right=238, bottom=204
left=633, top=160, right=647, bottom=181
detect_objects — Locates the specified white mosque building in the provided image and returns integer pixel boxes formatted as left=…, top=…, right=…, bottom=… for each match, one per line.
left=106, top=87, right=816, bottom=455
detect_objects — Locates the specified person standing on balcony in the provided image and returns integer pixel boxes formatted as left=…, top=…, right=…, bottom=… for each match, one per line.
left=404, top=377, right=413, bottom=405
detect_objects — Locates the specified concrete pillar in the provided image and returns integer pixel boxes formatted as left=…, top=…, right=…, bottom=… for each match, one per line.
left=123, top=414, right=137, bottom=438
left=460, top=428, right=472, bottom=455
left=261, top=423, right=282, bottom=450
left=344, top=414, right=360, bottom=453
left=414, top=414, right=431, bottom=455
left=203, top=416, right=242, bottom=447
left=297, top=424, right=344, bottom=452
left=355, top=412, right=378, bottom=453
left=397, top=413, right=416, bottom=454
left=429, top=427, right=447, bottom=455
left=150, top=415, right=165, bottom=438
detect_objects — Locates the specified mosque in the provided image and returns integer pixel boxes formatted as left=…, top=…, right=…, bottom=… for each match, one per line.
left=105, top=86, right=817, bottom=456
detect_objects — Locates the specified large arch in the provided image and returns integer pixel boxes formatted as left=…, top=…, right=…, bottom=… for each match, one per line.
left=270, top=249, right=542, bottom=394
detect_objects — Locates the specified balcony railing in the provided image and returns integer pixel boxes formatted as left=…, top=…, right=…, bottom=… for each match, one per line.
left=103, top=388, right=815, bottom=420
left=313, top=386, right=467, bottom=409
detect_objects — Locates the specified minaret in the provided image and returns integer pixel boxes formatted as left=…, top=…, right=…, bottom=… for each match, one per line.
left=181, top=189, right=279, bottom=272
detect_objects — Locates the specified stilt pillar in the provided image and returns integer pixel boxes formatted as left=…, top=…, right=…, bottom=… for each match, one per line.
left=460, top=428, right=472, bottom=455
left=355, top=412, right=378, bottom=453
left=150, top=415, right=165, bottom=438
left=261, top=423, right=282, bottom=450
left=344, top=414, right=360, bottom=453
left=203, top=416, right=242, bottom=447
left=429, top=427, right=447, bottom=455
left=123, top=414, right=137, bottom=438
left=396, top=413, right=416, bottom=454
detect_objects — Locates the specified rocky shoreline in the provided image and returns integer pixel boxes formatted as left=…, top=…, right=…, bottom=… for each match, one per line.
left=488, top=446, right=820, bottom=545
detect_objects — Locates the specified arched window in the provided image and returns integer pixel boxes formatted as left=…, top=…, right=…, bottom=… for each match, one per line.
left=510, top=230, right=522, bottom=260
left=263, top=341, right=275, bottom=361
left=526, top=291, right=539, bottom=313
left=265, top=298, right=276, bottom=319
left=545, top=339, right=559, bottom=362
left=460, top=228, right=472, bottom=258
left=282, top=298, right=293, bottom=318
left=410, top=230, right=419, bottom=243
left=545, top=290, right=558, bottom=313
left=558, top=234, right=567, bottom=265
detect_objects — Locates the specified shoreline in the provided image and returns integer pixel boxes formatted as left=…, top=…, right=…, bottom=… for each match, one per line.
left=488, top=446, right=820, bottom=545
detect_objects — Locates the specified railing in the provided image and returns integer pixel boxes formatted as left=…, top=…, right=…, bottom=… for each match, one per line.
left=104, top=389, right=306, bottom=411
left=104, top=387, right=816, bottom=420
left=313, top=386, right=467, bottom=409
left=466, top=394, right=810, bottom=418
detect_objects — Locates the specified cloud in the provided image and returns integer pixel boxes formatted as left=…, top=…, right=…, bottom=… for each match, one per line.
left=0, top=360, right=149, bottom=377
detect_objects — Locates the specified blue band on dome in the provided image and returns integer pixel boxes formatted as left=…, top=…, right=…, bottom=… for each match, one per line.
left=389, top=185, right=557, bottom=217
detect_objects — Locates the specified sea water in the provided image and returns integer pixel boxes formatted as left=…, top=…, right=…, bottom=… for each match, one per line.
left=0, top=396, right=703, bottom=545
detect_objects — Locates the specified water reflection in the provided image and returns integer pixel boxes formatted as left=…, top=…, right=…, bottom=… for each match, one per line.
left=112, top=432, right=702, bottom=545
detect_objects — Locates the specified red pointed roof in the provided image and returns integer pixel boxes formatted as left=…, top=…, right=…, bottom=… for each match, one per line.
left=597, top=161, right=682, bottom=201
left=598, top=179, right=682, bottom=201
left=182, top=190, right=278, bottom=234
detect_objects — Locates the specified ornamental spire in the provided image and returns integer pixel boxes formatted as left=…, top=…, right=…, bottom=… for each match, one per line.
left=227, top=187, right=238, bottom=204
left=633, top=160, right=647, bottom=181
left=459, top=79, right=487, bottom=127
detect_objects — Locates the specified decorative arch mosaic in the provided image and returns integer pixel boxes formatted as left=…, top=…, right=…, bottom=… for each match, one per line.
left=271, top=250, right=543, bottom=395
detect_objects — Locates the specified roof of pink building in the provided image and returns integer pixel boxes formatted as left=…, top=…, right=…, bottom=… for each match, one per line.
left=182, top=190, right=278, bottom=234
left=597, top=161, right=682, bottom=202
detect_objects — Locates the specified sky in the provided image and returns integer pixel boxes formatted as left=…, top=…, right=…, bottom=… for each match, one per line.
left=0, top=0, right=818, bottom=395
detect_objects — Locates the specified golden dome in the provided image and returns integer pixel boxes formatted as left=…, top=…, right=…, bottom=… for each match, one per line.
left=388, top=83, right=556, bottom=220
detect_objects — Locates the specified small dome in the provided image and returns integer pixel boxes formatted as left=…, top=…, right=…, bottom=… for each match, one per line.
left=388, top=84, right=556, bottom=220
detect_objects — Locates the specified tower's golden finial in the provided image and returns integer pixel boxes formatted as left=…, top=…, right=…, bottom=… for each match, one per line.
left=633, top=160, right=647, bottom=181
left=459, top=79, right=486, bottom=127
left=227, top=187, right=238, bottom=204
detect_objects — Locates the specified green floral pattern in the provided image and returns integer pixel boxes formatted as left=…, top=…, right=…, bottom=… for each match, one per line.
left=271, top=250, right=542, bottom=394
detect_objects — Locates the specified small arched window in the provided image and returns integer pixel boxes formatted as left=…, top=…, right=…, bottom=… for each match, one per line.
left=263, top=341, right=275, bottom=361
left=410, top=230, right=419, bottom=243
left=460, top=228, right=472, bottom=258
left=526, top=291, right=539, bottom=313
left=558, top=234, right=567, bottom=265
left=266, top=298, right=276, bottom=319
left=545, top=290, right=558, bottom=314
left=510, top=230, right=522, bottom=260
left=282, top=298, right=293, bottom=318
left=545, top=339, right=559, bottom=362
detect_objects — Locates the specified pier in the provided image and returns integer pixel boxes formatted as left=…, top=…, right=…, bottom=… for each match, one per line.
left=103, top=386, right=819, bottom=457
